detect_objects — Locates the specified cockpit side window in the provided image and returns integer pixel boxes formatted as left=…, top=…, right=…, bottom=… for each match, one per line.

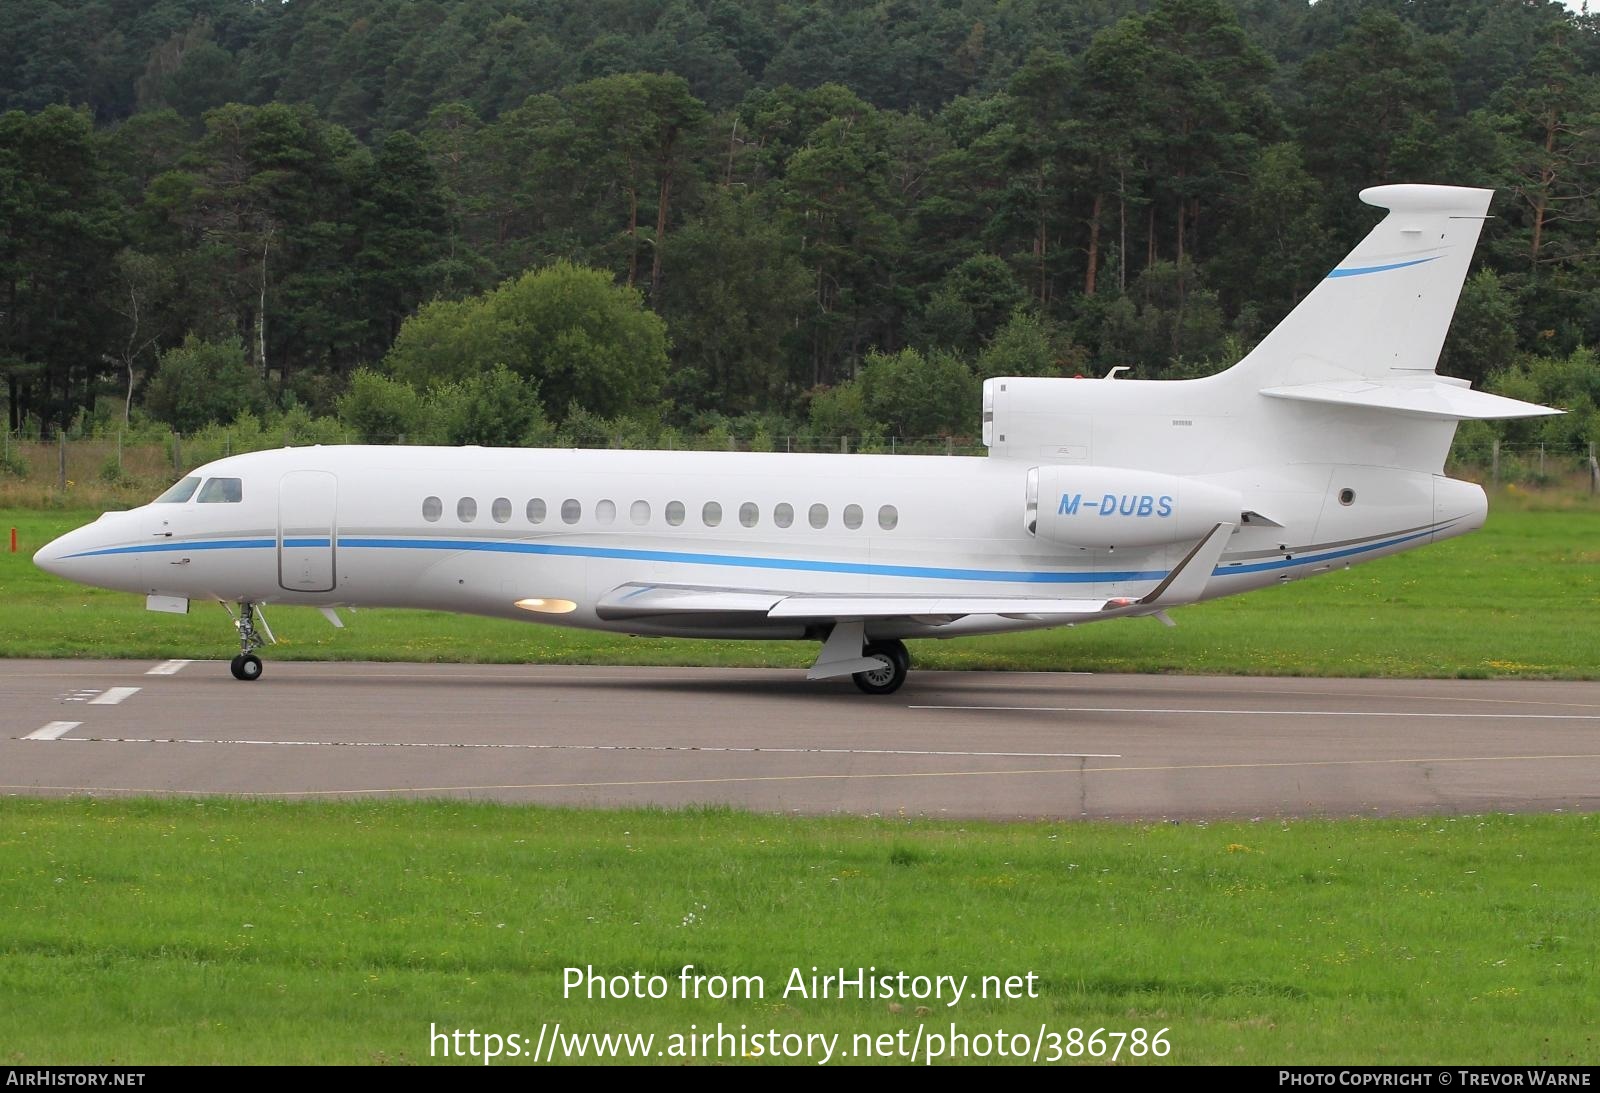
left=197, top=477, right=243, bottom=503
left=153, top=477, right=201, bottom=504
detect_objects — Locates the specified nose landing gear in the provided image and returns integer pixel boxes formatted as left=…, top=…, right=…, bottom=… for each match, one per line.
left=225, top=600, right=270, bottom=681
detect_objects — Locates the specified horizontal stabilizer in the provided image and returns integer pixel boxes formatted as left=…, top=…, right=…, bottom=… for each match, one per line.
left=1260, top=379, right=1560, bottom=421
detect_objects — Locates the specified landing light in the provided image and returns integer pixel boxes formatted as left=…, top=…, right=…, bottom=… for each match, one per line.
left=514, top=597, right=578, bottom=614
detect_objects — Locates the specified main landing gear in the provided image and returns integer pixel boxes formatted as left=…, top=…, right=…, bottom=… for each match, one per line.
left=852, top=640, right=910, bottom=696
left=227, top=600, right=267, bottom=681
left=807, top=621, right=912, bottom=694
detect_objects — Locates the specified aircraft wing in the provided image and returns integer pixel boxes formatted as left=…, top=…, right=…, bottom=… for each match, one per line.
left=594, top=523, right=1236, bottom=627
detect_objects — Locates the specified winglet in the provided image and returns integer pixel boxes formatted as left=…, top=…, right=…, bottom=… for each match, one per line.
left=1120, top=522, right=1235, bottom=610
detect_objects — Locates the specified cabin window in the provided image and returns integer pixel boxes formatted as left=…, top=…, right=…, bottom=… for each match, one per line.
left=1339, top=488, right=1356, bottom=506
left=878, top=504, right=899, bottom=531
left=491, top=497, right=512, bottom=523
left=666, top=500, right=686, bottom=526
left=561, top=498, right=581, bottom=524
left=739, top=502, right=759, bottom=528
left=422, top=496, right=442, bottom=522
left=774, top=503, right=794, bottom=528
left=196, top=477, right=242, bottom=503
left=843, top=503, right=862, bottom=530
left=702, top=501, right=722, bottom=527
left=154, top=477, right=201, bottom=504
left=457, top=497, right=478, bottom=522
left=527, top=498, right=547, bottom=524
left=596, top=499, right=617, bottom=525
left=630, top=500, right=650, bottom=525
left=809, top=503, right=828, bottom=529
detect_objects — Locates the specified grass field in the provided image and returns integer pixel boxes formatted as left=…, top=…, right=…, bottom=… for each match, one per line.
left=0, top=799, right=1593, bottom=1065
left=3, top=500, right=1597, bottom=677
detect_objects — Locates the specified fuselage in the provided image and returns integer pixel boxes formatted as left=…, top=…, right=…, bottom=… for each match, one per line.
left=34, top=443, right=1487, bottom=641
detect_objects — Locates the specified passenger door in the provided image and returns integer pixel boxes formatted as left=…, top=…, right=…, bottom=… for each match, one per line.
left=278, top=470, right=338, bottom=593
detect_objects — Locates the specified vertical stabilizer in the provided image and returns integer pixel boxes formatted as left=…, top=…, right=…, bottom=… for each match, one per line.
left=1224, top=184, right=1492, bottom=389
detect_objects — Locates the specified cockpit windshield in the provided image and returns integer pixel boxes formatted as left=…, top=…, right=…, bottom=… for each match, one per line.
left=197, top=477, right=243, bottom=503
left=153, top=476, right=201, bottom=504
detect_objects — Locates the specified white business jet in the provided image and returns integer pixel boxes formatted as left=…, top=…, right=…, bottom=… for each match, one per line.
left=35, top=185, right=1558, bottom=693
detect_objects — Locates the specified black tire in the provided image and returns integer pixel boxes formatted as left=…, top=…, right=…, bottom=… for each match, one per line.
left=882, top=639, right=910, bottom=676
left=230, top=653, right=263, bottom=681
left=853, top=642, right=908, bottom=695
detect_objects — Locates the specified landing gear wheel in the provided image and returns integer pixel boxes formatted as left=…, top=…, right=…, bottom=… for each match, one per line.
left=853, top=641, right=909, bottom=695
left=227, top=600, right=267, bottom=681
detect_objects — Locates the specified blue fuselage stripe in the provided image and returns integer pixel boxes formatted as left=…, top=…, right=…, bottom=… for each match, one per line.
left=67, top=538, right=279, bottom=557
left=1212, top=527, right=1434, bottom=574
left=336, top=537, right=1158, bottom=583
left=63, top=527, right=1441, bottom=584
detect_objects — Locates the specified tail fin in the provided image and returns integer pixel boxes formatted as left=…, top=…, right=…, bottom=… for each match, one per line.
left=1222, top=184, right=1557, bottom=421
left=1229, top=184, right=1491, bottom=385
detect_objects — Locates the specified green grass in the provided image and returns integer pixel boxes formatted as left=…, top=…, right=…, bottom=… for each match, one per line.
left=0, top=798, right=1593, bottom=1064
left=4, top=502, right=1597, bottom=677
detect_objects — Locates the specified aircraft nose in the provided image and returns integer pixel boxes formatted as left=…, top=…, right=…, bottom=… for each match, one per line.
left=32, top=534, right=70, bottom=577
left=32, top=518, right=139, bottom=589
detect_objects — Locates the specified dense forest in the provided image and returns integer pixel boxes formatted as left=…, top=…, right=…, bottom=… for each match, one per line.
left=3, top=0, right=1599, bottom=451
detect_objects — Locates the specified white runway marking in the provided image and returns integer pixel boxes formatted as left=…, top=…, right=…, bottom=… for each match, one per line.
left=146, top=660, right=192, bottom=675
left=10, top=751, right=1596, bottom=799
left=910, top=705, right=1600, bottom=720
left=24, top=722, right=81, bottom=741
left=87, top=687, right=141, bottom=706
left=62, top=737, right=1121, bottom=759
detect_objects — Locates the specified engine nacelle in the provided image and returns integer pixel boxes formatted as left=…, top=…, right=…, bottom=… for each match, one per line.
left=1026, top=466, right=1242, bottom=549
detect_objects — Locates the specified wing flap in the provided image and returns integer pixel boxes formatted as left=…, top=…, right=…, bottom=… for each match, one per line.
left=766, top=595, right=1109, bottom=619
left=596, top=583, right=785, bottom=621
left=598, top=582, right=1112, bottom=624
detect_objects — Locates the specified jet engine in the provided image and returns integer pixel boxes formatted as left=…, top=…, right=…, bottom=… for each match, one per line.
left=1025, top=466, right=1242, bottom=549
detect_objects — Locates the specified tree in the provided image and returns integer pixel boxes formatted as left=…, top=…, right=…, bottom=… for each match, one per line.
left=337, top=368, right=425, bottom=443
left=0, top=105, right=121, bottom=431
left=913, top=253, right=1025, bottom=354
left=656, top=192, right=811, bottom=414
left=563, top=73, right=707, bottom=295
left=105, top=249, right=176, bottom=425
left=385, top=261, right=668, bottom=419
left=144, top=334, right=267, bottom=432
left=135, top=20, right=244, bottom=120
left=352, top=131, right=451, bottom=359
left=977, top=308, right=1085, bottom=378
left=858, top=347, right=978, bottom=437
left=775, top=92, right=900, bottom=385
left=1205, top=143, right=1331, bottom=324
left=1296, top=11, right=1457, bottom=230
left=994, top=48, right=1077, bottom=306
left=432, top=364, right=546, bottom=447
left=1487, top=38, right=1600, bottom=272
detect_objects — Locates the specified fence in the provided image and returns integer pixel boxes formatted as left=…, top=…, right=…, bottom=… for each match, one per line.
left=0, top=431, right=990, bottom=491
left=1458, top=439, right=1600, bottom=491
left=2, top=431, right=1596, bottom=495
